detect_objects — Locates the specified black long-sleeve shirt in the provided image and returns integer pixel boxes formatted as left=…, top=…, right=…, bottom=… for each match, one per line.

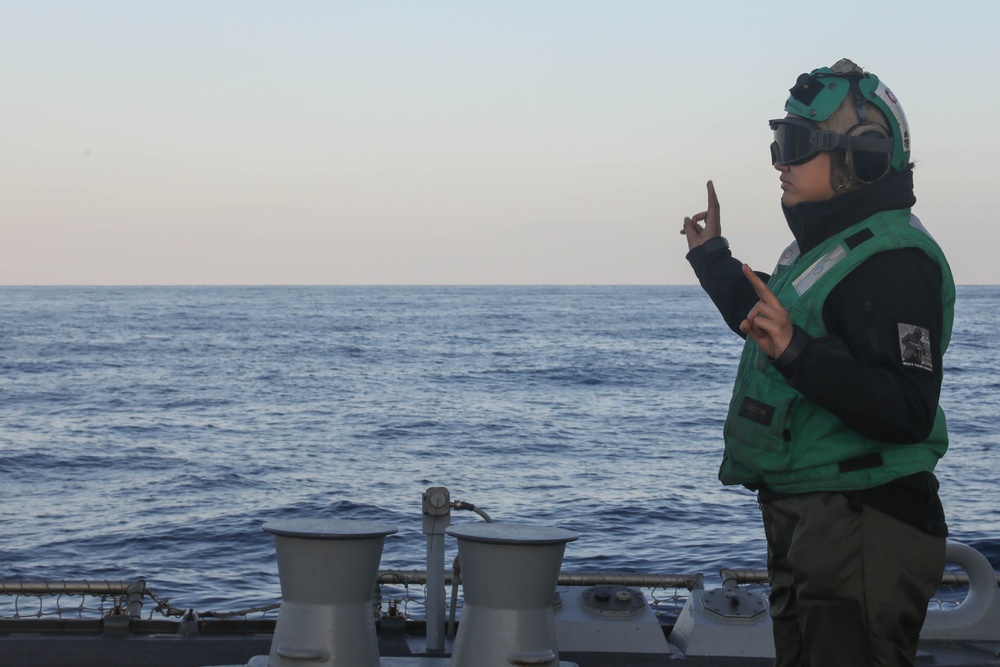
left=687, top=170, right=948, bottom=535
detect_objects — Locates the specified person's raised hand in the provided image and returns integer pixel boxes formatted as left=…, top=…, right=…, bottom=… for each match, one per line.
left=681, top=180, right=722, bottom=251
left=740, top=263, right=793, bottom=359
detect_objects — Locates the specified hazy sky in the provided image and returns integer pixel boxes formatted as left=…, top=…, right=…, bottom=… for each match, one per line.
left=3, top=1, right=997, bottom=285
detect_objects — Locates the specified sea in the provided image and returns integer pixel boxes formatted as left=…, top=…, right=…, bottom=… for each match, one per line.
left=1, top=285, right=998, bottom=615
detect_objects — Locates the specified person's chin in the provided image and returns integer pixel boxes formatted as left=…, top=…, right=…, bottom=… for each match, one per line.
left=781, top=192, right=799, bottom=207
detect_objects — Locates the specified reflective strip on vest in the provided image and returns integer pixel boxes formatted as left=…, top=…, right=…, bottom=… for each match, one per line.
left=792, top=244, right=848, bottom=295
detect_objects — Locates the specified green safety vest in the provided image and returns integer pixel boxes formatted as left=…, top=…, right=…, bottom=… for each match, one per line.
left=720, top=209, right=956, bottom=493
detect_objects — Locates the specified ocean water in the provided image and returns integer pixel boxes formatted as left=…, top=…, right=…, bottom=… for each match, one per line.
left=1, top=285, right=997, bottom=613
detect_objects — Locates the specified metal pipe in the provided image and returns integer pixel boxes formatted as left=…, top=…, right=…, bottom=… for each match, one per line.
left=0, top=580, right=142, bottom=595
left=387, top=567, right=1000, bottom=591
left=424, top=533, right=446, bottom=651
left=719, top=568, right=768, bottom=586
left=378, top=570, right=706, bottom=591
left=447, top=555, right=461, bottom=637
left=0, top=579, right=147, bottom=619
left=421, top=487, right=452, bottom=653
left=555, top=571, right=705, bottom=591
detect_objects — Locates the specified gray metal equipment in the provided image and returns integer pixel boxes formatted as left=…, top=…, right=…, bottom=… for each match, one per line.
left=261, top=518, right=398, bottom=667
left=446, top=522, right=579, bottom=667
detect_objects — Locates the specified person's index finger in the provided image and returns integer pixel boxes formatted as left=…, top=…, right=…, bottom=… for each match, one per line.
left=741, top=263, right=763, bottom=287
left=707, top=180, right=719, bottom=210
left=742, top=264, right=778, bottom=302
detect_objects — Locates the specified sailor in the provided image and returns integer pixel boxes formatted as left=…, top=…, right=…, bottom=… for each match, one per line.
left=680, top=58, right=954, bottom=667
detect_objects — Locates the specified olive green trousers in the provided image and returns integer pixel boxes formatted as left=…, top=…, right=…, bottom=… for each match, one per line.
left=761, top=492, right=945, bottom=667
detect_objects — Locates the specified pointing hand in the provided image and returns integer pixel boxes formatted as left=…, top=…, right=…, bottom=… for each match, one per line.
left=681, top=181, right=722, bottom=251
left=739, top=264, right=793, bottom=359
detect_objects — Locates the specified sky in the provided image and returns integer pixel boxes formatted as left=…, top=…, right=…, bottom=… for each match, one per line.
left=2, top=1, right=998, bottom=285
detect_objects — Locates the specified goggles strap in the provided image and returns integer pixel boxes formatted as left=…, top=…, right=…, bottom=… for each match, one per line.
left=849, top=78, right=870, bottom=123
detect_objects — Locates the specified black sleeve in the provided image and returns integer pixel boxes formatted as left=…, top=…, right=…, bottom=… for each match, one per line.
left=773, top=248, right=945, bottom=443
left=686, top=237, right=770, bottom=338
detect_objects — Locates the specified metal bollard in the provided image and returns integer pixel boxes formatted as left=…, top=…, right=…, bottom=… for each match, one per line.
left=446, top=523, right=578, bottom=667
left=262, top=518, right=397, bottom=667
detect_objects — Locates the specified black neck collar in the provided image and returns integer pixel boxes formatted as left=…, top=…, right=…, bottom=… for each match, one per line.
left=782, top=169, right=916, bottom=255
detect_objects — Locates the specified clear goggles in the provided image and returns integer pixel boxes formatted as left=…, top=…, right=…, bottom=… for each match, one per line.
left=769, top=117, right=893, bottom=166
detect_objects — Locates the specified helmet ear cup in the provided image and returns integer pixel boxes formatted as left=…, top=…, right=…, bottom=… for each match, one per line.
left=846, top=124, right=891, bottom=183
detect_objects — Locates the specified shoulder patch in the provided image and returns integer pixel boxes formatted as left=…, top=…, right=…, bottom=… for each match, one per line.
left=898, top=323, right=933, bottom=371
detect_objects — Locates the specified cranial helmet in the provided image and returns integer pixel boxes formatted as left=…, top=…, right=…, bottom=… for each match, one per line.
left=770, top=58, right=911, bottom=190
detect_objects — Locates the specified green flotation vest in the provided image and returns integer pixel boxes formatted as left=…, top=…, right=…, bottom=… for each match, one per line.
left=720, top=209, right=955, bottom=493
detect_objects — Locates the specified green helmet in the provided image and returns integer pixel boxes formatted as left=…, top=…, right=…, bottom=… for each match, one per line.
left=783, top=58, right=910, bottom=175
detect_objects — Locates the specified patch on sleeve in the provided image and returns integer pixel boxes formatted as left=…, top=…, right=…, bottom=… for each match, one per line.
left=898, top=323, right=933, bottom=371
left=737, top=397, right=775, bottom=427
